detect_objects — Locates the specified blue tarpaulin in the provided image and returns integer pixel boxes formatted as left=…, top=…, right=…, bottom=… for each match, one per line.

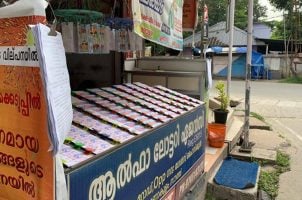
left=217, top=51, right=265, bottom=79
left=211, top=46, right=247, bottom=54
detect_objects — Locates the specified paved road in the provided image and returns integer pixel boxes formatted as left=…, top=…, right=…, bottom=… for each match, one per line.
left=210, top=80, right=302, bottom=200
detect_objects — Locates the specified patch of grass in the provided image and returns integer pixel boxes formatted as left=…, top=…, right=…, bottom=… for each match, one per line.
left=258, top=151, right=291, bottom=198
left=251, top=157, right=270, bottom=166
left=234, top=110, right=266, bottom=122
left=280, top=76, right=302, bottom=84
left=250, top=112, right=265, bottom=122
left=258, top=171, right=279, bottom=198
left=276, top=151, right=290, bottom=173
left=205, top=192, right=216, bottom=200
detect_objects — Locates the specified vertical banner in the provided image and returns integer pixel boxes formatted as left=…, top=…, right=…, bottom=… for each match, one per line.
left=0, top=2, right=54, bottom=200
left=132, top=0, right=184, bottom=50
left=182, top=0, right=198, bottom=31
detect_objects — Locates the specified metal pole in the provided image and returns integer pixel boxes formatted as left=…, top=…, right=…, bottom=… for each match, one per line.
left=283, top=11, right=289, bottom=76
left=200, top=0, right=205, bottom=54
left=192, top=31, right=195, bottom=48
left=227, top=0, right=235, bottom=100
left=241, top=0, right=253, bottom=152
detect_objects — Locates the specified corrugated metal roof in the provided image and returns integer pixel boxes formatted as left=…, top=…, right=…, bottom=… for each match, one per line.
left=184, top=21, right=262, bottom=47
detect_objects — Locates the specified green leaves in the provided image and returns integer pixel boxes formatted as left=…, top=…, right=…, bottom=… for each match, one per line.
left=201, top=0, right=267, bottom=29
left=215, top=81, right=228, bottom=111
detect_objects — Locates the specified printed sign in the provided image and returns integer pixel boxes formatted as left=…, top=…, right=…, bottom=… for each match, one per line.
left=0, top=46, right=39, bottom=67
left=0, top=16, right=54, bottom=200
left=132, top=0, right=184, bottom=50
left=67, top=106, right=205, bottom=200
left=161, top=156, right=204, bottom=200
left=175, top=156, right=204, bottom=199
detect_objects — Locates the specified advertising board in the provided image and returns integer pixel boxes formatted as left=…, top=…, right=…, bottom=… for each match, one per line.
left=67, top=105, right=205, bottom=200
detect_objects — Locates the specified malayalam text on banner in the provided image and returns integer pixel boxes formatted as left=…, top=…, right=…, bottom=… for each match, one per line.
left=0, top=5, right=54, bottom=200
left=132, top=0, right=184, bottom=51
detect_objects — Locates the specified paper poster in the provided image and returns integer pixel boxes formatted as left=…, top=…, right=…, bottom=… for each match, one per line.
left=61, top=22, right=76, bottom=53
left=99, top=26, right=110, bottom=54
left=110, top=29, right=116, bottom=51
left=0, top=1, right=54, bottom=200
left=90, top=23, right=101, bottom=53
left=116, top=29, right=129, bottom=52
left=132, top=0, right=184, bottom=50
left=77, top=23, right=92, bottom=53
left=31, top=23, right=73, bottom=155
left=128, top=30, right=136, bottom=51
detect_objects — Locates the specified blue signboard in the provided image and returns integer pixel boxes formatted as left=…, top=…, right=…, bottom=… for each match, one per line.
left=67, top=105, right=205, bottom=200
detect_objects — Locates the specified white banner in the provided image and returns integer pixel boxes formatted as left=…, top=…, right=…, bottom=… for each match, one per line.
left=0, top=46, right=39, bottom=67
left=132, top=0, right=184, bottom=50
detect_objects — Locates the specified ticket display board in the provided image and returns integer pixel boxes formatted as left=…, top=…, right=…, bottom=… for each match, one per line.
left=61, top=83, right=206, bottom=200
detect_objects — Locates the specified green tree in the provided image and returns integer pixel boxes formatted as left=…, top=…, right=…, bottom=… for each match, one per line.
left=270, top=20, right=287, bottom=39
left=205, top=0, right=228, bottom=27
left=269, top=0, right=302, bottom=77
left=269, top=0, right=291, bottom=10
left=204, top=0, right=267, bottom=29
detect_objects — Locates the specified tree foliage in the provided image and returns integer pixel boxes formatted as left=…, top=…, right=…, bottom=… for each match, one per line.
left=204, top=0, right=267, bottom=29
left=269, top=0, right=302, bottom=76
left=269, top=0, right=291, bottom=10
left=270, top=20, right=288, bottom=40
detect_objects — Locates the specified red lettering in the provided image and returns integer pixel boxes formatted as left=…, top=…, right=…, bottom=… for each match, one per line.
left=25, top=136, right=39, bottom=153
left=0, top=92, right=41, bottom=117
left=0, top=153, right=43, bottom=179
left=0, top=129, right=5, bottom=143
left=0, top=129, right=39, bottom=153
left=160, top=36, right=168, bottom=43
left=8, top=176, right=21, bottom=189
left=16, top=134, right=24, bottom=148
left=7, top=155, right=15, bottom=167
left=6, top=131, right=15, bottom=147
left=4, top=93, right=9, bottom=104
left=0, top=174, right=35, bottom=198
left=16, top=156, right=30, bottom=176
left=36, top=165, right=43, bottom=178
left=30, top=161, right=36, bottom=174
left=141, top=27, right=153, bottom=38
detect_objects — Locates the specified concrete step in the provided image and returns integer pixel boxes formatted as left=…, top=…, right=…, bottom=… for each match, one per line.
left=204, top=144, right=229, bottom=180
left=225, top=116, right=244, bottom=152
left=207, top=160, right=261, bottom=200
left=230, top=146, right=277, bottom=164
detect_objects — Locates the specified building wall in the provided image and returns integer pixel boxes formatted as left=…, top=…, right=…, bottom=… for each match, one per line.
left=264, top=55, right=292, bottom=78
left=212, top=55, right=240, bottom=75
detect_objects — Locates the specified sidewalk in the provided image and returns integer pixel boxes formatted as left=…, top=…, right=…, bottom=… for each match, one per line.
left=200, top=104, right=292, bottom=199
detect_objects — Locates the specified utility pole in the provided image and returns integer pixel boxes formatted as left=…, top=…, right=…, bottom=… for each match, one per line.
left=227, top=0, right=235, bottom=100
left=283, top=11, right=289, bottom=76
left=240, top=0, right=253, bottom=152
left=200, top=0, right=205, bottom=54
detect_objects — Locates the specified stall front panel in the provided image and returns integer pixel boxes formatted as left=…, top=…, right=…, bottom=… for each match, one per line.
left=67, top=105, right=205, bottom=200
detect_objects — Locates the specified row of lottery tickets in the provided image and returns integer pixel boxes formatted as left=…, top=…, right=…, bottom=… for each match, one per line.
left=60, top=83, right=202, bottom=168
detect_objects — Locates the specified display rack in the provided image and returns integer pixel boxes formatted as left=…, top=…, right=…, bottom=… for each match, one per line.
left=61, top=83, right=206, bottom=200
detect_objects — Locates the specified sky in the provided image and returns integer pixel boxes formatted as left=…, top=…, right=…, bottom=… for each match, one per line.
left=259, top=0, right=283, bottom=21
